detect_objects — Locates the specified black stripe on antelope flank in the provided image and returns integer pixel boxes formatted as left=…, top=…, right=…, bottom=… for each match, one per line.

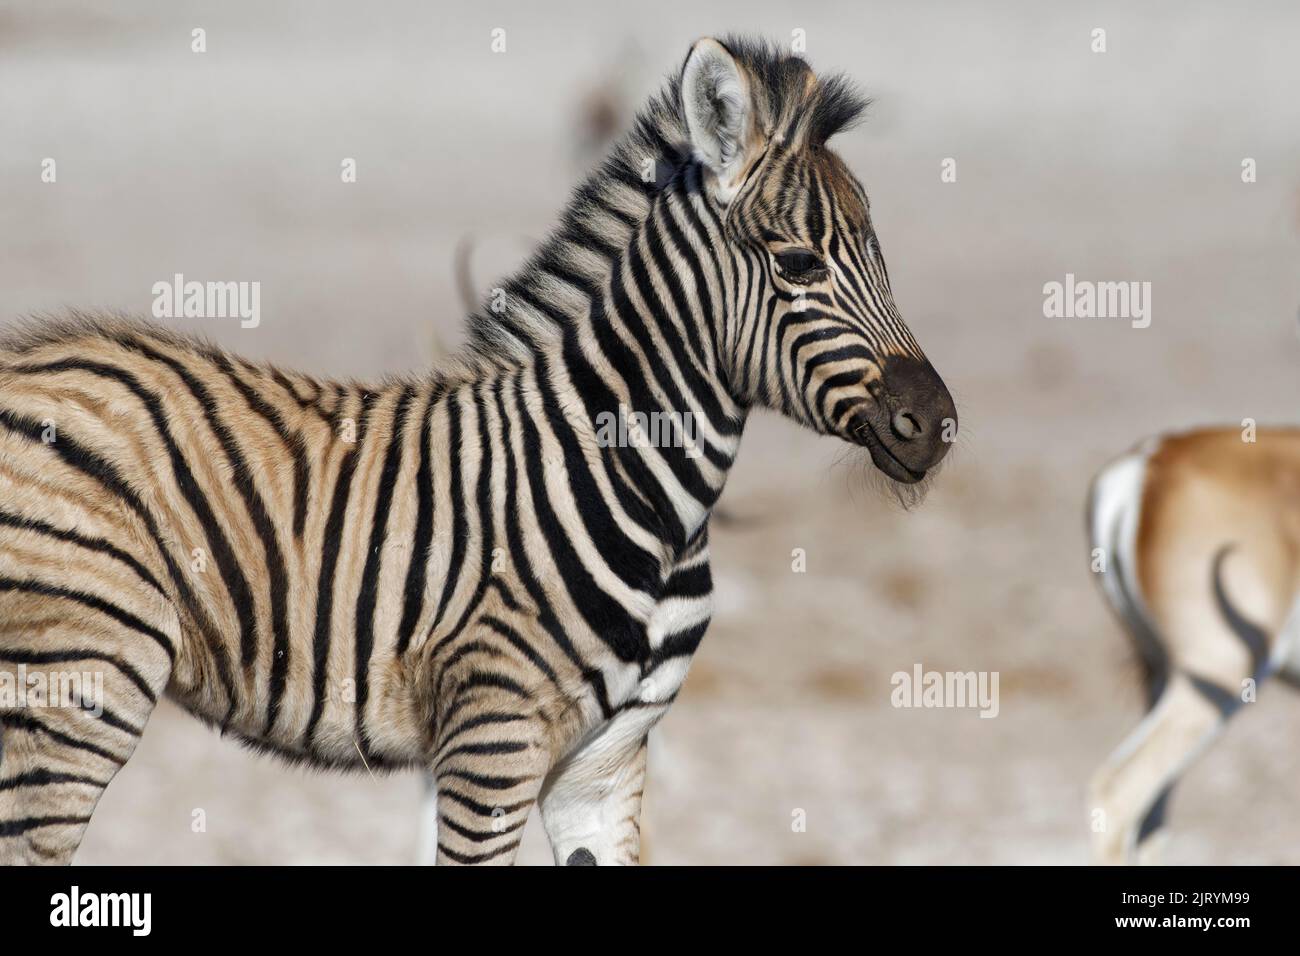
left=13, top=359, right=260, bottom=677
left=1187, top=672, right=1242, bottom=718
left=303, top=392, right=378, bottom=747
left=0, top=578, right=174, bottom=663
left=353, top=387, right=417, bottom=754
left=1108, top=516, right=1169, bottom=704
left=0, top=769, right=105, bottom=792
left=1137, top=785, right=1174, bottom=844
left=430, top=389, right=470, bottom=633
left=395, top=387, right=441, bottom=657
left=0, top=405, right=237, bottom=707
left=1211, top=545, right=1271, bottom=680
left=438, top=811, right=528, bottom=843
left=436, top=839, right=521, bottom=865
left=112, top=342, right=295, bottom=719
left=0, top=508, right=164, bottom=595
left=492, top=377, right=614, bottom=716
left=0, top=815, right=93, bottom=838
left=0, top=648, right=156, bottom=703
left=0, top=711, right=124, bottom=764
left=512, top=370, right=650, bottom=664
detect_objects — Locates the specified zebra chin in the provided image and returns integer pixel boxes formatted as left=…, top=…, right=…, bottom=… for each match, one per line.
left=855, top=418, right=928, bottom=485
left=843, top=441, right=944, bottom=510
left=836, top=408, right=948, bottom=509
left=839, top=407, right=928, bottom=483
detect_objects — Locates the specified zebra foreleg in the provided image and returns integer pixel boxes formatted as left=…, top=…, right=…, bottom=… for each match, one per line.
left=414, top=770, right=439, bottom=866
left=539, top=730, right=648, bottom=866
left=427, top=697, right=551, bottom=866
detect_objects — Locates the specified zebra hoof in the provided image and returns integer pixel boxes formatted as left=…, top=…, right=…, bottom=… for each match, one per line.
left=566, top=848, right=597, bottom=866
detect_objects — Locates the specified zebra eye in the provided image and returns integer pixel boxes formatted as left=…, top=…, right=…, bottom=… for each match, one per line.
left=774, top=249, right=825, bottom=281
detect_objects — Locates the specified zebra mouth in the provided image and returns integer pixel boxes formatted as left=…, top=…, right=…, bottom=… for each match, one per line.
left=855, top=420, right=927, bottom=485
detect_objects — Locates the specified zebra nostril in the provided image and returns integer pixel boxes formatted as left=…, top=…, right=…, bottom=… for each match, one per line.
left=891, top=410, right=921, bottom=441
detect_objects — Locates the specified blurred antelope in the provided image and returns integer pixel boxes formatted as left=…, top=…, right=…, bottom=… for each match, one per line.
left=1086, top=426, right=1300, bottom=863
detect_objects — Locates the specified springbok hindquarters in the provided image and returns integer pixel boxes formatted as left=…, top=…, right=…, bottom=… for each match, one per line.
left=1086, top=427, right=1300, bottom=864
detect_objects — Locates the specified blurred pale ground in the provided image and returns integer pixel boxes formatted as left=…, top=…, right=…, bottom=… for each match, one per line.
left=2, top=0, right=1299, bottom=864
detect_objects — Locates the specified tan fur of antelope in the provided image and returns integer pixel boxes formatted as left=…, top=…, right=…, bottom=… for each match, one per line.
left=1087, top=426, right=1300, bottom=864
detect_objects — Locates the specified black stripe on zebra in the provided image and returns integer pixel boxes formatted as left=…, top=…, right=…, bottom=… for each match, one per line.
left=0, top=507, right=165, bottom=595
left=0, top=404, right=237, bottom=709
left=12, top=360, right=258, bottom=673
left=303, top=391, right=378, bottom=748
left=353, top=386, right=417, bottom=754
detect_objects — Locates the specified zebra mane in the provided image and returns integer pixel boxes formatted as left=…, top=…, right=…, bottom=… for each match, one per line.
left=711, top=35, right=871, bottom=146
left=460, top=36, right=869, bottom=364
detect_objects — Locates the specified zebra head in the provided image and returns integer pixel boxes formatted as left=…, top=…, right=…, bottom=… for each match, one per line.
left=680, top=37, right=957, bottom=485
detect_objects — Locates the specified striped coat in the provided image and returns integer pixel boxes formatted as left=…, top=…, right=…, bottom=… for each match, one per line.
left=0, top=35, right=954, bottom=865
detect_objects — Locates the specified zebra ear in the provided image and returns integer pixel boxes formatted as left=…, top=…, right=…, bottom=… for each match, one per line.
left=681, top=38, right=758, bottom=202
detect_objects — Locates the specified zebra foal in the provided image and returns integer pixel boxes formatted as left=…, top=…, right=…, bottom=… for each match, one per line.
left=0, top=36, right=955, bottom=865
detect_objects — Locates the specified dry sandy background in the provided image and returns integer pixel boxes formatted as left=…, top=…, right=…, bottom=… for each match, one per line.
left=3, top=1, right=1299, bottom=864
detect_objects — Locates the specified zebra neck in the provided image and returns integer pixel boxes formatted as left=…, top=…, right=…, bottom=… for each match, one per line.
left=461, top=120, right=748, bottom=549
left=548, top=174, right=746, bottom=551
